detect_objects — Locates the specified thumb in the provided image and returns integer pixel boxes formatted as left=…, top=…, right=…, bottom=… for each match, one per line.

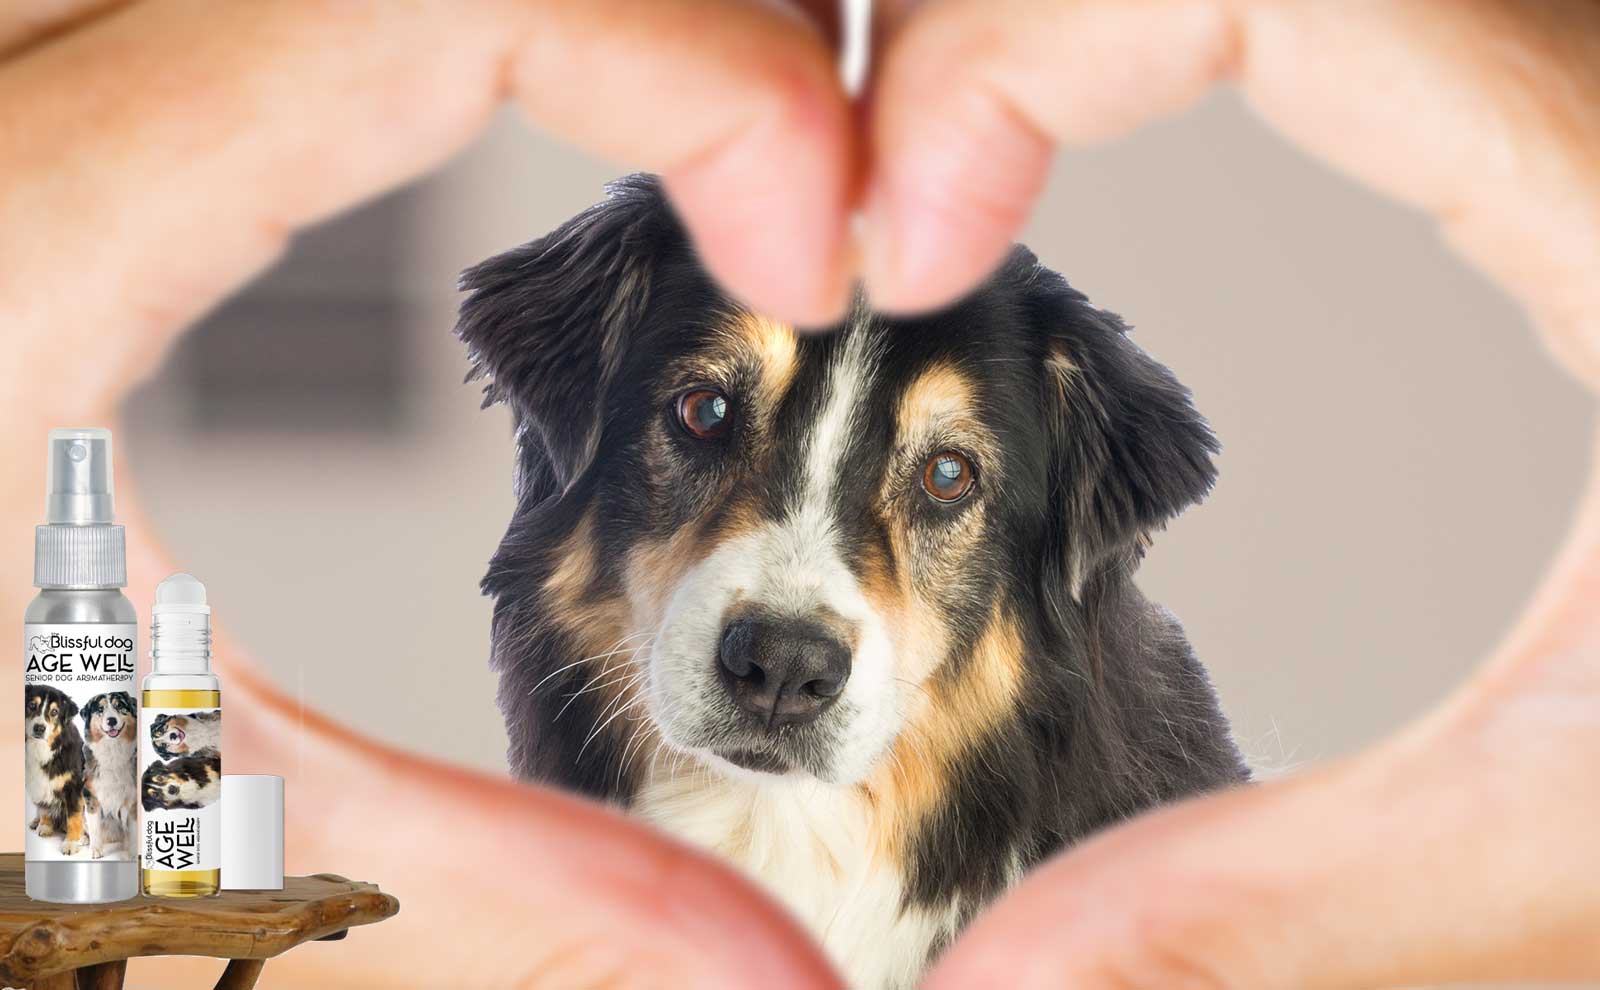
left=924, top=719, right=1600, bottom=989
left=863, top=0, right=1235, bottom=313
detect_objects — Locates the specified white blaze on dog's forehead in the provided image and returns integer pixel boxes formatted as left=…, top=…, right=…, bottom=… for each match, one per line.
left=756, top=317, right=880, bottom=620
left=802, top=319, right=877, bottom=506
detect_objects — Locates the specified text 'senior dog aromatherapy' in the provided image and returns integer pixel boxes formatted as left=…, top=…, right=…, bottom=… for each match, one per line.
left=457, top=176, right=1247, bottom=990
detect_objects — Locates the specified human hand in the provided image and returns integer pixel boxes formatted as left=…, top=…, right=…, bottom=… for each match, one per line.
left=862, top=2, right=1600, bottom=986
left=0, top=2, right=852, bottom=986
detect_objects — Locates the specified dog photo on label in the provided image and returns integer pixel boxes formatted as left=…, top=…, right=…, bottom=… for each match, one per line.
left=458, top=175, right=1247, bottom=989
left=24, top=684, right=87, bottom=856
left=141, top=753, right=222, bottom=811
left=150, top=710, right=221, bottom=758
left=81, top=690, right=138, bottom=859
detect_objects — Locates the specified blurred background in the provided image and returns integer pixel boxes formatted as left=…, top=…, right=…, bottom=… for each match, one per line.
left=122, top=91, right=1594, bottom=775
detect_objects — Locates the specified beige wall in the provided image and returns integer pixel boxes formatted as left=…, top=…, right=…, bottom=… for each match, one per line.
left=124, top=92, right=1594, bottom=777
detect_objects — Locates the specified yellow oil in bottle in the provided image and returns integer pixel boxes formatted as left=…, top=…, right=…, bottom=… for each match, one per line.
left=140, top=686, right=221, bottom=897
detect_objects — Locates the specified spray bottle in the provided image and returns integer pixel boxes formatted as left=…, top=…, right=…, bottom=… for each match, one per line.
left=140, top=573, right=222, bottom=896
left=24, top=428, right=139, bottom=902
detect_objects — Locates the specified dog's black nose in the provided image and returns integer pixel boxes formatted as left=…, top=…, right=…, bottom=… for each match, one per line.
left=106, top=716, right=118, bottom=727
left=30, top=724, right=44, bottom=738
left=718, top=615, right=850, bottom=727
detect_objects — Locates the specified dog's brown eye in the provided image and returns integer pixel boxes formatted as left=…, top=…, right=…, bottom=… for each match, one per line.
left=922, top=452, right=974, bottom=502
left=678, top=388, right=731, bottom=440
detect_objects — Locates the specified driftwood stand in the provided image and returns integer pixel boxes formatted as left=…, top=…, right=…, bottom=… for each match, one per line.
left=0, top=854, right=398, bottom=989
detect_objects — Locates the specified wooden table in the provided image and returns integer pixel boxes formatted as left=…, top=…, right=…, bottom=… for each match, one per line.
left=0, top=854, right=398, bottom=990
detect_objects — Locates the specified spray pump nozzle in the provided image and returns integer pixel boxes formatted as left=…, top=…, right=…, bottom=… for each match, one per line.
left=45, top=428, right=115, bottom=525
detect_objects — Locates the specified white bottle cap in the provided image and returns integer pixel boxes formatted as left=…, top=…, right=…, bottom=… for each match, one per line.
left=151, top=573, right=213, bottom=673
left=221, top=775, right=284, bottom=890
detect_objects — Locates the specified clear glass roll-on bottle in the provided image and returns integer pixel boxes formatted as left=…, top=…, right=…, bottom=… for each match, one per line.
left=140, top=573, right=221, bottom=897
left=25, top=428, right=139, bottom=903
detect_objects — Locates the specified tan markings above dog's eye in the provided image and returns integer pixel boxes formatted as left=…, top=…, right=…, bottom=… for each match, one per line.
left=677, top=388, right=731, bottom=440
left=922, top=451, right=975, bottom=502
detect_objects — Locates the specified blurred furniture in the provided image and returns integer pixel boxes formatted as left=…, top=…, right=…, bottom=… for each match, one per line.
left=0, top=854, right=398, bottom=989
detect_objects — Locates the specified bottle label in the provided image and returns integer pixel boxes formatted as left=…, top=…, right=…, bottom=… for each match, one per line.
left=139, top=703, right=221, bottom=872
left=23, top=623, right=139, bottom=862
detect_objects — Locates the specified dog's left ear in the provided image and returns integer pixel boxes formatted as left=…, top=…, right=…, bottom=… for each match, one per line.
left=456, top=174, right=679, bottom=493
left=61, top=696, right=79, bottom=722
left=1029, top=263, right=1218, bottom=596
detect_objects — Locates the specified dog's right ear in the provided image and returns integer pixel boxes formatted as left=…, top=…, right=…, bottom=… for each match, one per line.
left=456, top=174, right=679, bottom=492
left=1023, top=252, right=1219, bottom=599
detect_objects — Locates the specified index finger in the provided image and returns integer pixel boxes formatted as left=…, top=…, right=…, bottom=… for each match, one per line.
left=0, top=0, right=855, bottom=416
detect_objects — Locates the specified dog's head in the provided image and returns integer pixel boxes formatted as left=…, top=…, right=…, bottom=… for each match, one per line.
left=460, top=176, right=1216, bottom=790
left=150, top=713, right=190, bottom=758
left=142, top=756, right=216, bottom=810
left=141, top=761, right=176, bottom=811
left=25, top=685, right=77, bottom=749
left=83, top=691, right=135, bottom=743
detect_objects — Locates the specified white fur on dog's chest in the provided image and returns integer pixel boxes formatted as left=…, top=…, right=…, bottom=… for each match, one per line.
left=25, top=737, right=56, bottom=804
left=87, top=735, right=137, bottom=802
left=637, top=771, right=960, bottom=990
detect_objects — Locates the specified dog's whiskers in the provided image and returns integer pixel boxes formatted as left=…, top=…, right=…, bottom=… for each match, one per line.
left=666, top=746, right=691, bottom=788
left=526, top=630, right=652, bottom=697
left=617, top=718, right=661, bottom=789
left=558, top=656, right=642, bottom=706
left=552, top=640, right=653, bottom=723
left=577, top=694, right=647, bottom=763
left=573, top=664, right=651, bottom=760
left=585, top=661, right=649, bottom=709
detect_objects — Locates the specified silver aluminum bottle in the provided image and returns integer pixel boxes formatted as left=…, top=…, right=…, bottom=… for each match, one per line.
left=25, top=429, right=139, bottom=902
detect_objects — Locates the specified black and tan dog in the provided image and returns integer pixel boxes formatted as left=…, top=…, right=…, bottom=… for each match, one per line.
left=458, top=176, right=1247, bottom=989
left=81, top=691, right=138, bottom=859
left=141, top=754, right=221, bottom=812
left=24, top=684, right=87, bottom=856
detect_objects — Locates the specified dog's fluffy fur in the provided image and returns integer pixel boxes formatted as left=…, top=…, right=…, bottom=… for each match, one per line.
left=151, top=710, right=221, bottom=759
left=141, top=754, right=221, bottom=812
left=82, top=691, right=138, bottom=859
left=458, top=175, right=1247, bottom=988
left=25, top=685, right=87, bottom=856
